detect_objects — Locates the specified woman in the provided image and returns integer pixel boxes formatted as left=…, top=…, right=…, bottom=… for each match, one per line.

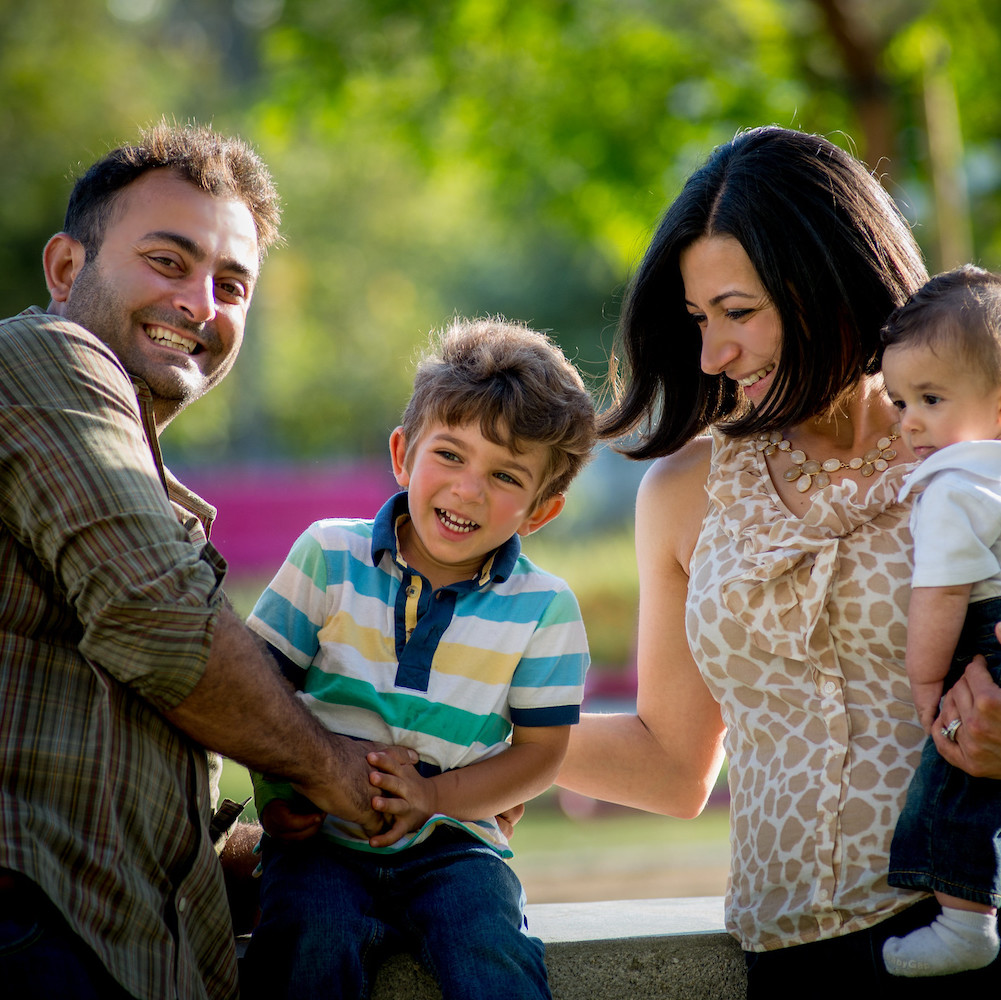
left=558, top=126, right=1001, bottom=994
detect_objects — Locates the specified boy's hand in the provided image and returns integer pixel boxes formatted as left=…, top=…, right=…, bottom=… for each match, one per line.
left=366, top=749, right=437, bottom=848
left=260, top=798, right=325, bottom=842
left=496, top=803, right=525, bottom=839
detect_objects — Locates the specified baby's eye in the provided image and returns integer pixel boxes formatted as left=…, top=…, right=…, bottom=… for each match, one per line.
left=890, top=399, right=906, bottom=411
left=922, top=394, right=942, bottom=406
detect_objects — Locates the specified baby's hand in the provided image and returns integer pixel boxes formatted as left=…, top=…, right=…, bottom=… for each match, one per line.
left=912, top=678, right=945, bottom=735
left=366, top=750, right=437, bottom=848
left=260, top=798, right=325, bottom=842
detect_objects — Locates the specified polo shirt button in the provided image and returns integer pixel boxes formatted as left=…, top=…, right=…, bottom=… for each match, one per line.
left=177, top=896, right=187, bottom=913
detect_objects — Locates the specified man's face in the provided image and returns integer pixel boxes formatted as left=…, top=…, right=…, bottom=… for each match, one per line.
left=57, top=168, right=260, bottom=427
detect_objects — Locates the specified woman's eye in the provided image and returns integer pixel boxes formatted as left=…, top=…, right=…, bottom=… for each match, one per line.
left=726, top=309, right=752, bottom=321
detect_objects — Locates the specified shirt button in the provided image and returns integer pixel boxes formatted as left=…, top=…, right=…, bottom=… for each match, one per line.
left=824, top=681, right=837, bottom=695
left=406, top=587, right=416, bottom=597
left=177, top=896, right=188, bottom=913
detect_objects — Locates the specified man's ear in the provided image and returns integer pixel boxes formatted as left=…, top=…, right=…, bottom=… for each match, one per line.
left=517, top=492, right=565, bottom=537
left=42, top=233, right=87, bottom=307
left=389, top=426, right=411, bottom=488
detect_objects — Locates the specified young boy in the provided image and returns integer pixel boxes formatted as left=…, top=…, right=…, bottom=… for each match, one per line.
left=240, top=317, right=596, bottom=999
left=880, top=265, right=1001, bottom=977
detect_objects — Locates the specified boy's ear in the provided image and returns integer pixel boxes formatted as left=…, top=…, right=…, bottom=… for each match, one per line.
left=43, top=233, right=87, bottom=307
left=389, top=426, right=411, bottom=488
left=517, top=492, right=565, bottom=537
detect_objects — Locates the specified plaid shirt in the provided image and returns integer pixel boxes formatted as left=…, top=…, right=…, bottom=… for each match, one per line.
left=0, top=308, right=238, bottom=999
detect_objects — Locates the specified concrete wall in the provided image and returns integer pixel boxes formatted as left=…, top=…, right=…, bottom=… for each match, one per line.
left=368, top=897, right=747, bottom=999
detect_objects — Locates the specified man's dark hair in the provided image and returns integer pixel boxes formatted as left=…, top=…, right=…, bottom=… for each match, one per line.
left=64, top=120, right=282, bottom=262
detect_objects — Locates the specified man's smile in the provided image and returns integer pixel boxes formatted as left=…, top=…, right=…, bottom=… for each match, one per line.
left=145, top=324, right=198, bottom=355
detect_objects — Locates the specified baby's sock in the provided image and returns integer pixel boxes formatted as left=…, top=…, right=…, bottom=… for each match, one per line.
left=883, top=906, right=999, bottom=977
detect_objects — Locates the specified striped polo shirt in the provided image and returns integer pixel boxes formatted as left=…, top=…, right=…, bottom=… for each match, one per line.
left=248, top=492, right=589, bottom=856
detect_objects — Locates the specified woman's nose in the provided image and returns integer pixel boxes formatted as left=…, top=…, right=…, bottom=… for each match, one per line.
left=699, top=321, right=740, bottom=376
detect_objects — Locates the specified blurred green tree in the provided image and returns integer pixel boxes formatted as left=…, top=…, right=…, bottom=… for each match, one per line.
left=2, top=0, right=1000, bottom=466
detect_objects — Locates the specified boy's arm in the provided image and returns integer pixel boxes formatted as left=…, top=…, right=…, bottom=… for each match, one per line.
left=906, top=584, right=971, bottom=733
left=367, top=724, right=570, bottom=849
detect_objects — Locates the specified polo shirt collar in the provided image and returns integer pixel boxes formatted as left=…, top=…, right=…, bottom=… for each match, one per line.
left=371, top=491, right=522, bottom=586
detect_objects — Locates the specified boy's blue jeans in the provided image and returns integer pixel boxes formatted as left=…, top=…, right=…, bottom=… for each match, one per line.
left=889, top=596, right=1001, bottom=907
left=241, top=826, right=551, bottom=1000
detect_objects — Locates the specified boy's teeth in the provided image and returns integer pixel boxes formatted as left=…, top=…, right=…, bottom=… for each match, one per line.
left=437, top=510, right=478, bottom=533
left=737, top=363, right=775, bottom=387
left=147, top=326, right=196, bottom=354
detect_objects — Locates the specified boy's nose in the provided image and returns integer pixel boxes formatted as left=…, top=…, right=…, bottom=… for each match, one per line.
left=453, top=472, right=485, bottom=502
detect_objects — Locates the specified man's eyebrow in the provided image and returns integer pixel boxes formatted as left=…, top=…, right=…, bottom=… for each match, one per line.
left=140, top=230, right=258, bottom=282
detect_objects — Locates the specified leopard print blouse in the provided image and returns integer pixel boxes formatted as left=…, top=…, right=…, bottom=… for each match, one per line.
left=687, top=429, right=926, bottom=952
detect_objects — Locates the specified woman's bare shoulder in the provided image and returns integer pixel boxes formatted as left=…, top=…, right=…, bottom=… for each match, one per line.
left=638, top=435, right=713, bottom=503
left=636, top=435, right=713, bottom=566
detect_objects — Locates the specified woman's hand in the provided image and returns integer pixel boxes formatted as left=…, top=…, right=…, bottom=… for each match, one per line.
left=933, top=639, right=1001, bottom=778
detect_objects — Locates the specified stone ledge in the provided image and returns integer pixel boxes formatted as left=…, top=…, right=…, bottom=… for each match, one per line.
left=368, top=896, right=747, bottom=999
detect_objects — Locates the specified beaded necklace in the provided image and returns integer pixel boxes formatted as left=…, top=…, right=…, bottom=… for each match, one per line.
left=755, top=424, right=901, bottom=493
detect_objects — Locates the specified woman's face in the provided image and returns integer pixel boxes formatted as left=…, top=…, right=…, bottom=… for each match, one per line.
left=680, top=235, right=783, bottom=408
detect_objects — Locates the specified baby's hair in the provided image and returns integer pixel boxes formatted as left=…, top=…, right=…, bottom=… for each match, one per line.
left=881, top=265, right=1001, bottom=390
left=401, top=317, right=596, bottom=499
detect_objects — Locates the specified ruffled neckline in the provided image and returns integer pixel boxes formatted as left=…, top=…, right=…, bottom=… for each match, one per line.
left=704, top=428, right=916, bottom=661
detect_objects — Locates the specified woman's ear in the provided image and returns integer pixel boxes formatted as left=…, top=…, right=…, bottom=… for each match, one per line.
left=516, top=492, right=566, bottom=537
left=42, top=233, right=87, bottom=307
left=389, top=426, right=411, bottom=488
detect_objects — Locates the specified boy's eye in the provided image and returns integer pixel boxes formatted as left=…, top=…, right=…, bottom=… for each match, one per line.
left=436, top=450, right=461, bottom=462
left=494, top=472, right=521, bottom=486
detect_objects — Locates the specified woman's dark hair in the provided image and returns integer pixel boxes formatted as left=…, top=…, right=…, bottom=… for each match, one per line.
left=600, top=126, right=928, bottom=459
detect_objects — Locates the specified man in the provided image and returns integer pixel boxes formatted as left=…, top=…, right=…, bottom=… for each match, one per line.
left=0, top=123, right=394, bottom=1000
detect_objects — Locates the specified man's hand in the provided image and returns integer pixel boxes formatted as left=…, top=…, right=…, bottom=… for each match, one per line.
left=932, top=643, right=1001, bottom=778
left=293, top=740, right=420, bottom=839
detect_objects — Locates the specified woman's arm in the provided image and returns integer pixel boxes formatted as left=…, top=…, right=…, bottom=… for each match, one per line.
left=934, top=629, right=1001, bottom=778
left=557, top=439, right=727, bottom=819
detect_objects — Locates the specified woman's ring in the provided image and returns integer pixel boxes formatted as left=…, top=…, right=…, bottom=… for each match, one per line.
left=941, top=718, right=963, bottom=742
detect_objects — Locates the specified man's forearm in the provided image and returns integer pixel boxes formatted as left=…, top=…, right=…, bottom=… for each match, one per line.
left=163, top=605, right=377, bottom=828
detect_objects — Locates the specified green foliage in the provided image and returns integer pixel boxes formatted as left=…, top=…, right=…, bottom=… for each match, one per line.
left=3, top=0, right=1001, bottom=465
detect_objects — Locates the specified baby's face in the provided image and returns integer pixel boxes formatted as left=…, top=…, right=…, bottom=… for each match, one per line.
left=882, top=343, right=1001, bottom=460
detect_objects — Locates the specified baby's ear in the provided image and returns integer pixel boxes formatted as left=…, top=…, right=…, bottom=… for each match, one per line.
left=389, top=427, right=411, bottom=488
left=517, top=493, right=565, bottom=537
